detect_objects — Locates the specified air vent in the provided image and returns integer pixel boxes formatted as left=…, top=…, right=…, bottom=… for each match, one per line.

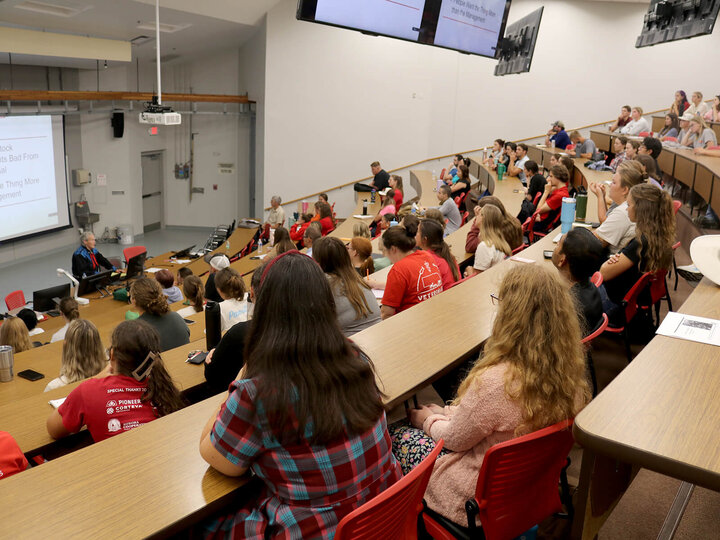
left=14, top=0, right=91, bottom=17
left=130, top=35, right=154, bottom=46
left=137, top=22, right=191, bottom=33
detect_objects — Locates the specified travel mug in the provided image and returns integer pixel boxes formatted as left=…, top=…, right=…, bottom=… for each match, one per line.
left=575, top=193, right=588, bottom=222
left=561, top=197, right=576, bottom=233
left=0, top=345, right=14, bottom=382
left=497, top=163, right=506, bottom=181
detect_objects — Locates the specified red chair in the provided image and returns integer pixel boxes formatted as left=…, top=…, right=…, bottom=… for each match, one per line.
left=454, top=192, right=467, bottom=209
left=522, top=211, right=561, bottom=244
left=582, top=313, right=609, bottom=396
left=664, top=137, right=678, bottom=143
left=638, top=131, right=651, bottom=137
left=642, top=268, right=672, bottom=327
left=334, top=440, right=444, bottom=540
left=461, top=211, right=469, bottom=226
left=448, top=273, right=476, bottom=289
left=439, top=168, right=447, bottom=180
left=590, top=271, right=603, bottom=287
left=123, top=246, right=147, bottom=266
left=672, top=200, right=682, bottom=215
left=708, top=145, right=720, bottom=150
left=4, top=290, right=26, bottom=311
left=603, top=272, right=652, bottom=362
left=670, top=241, right=681, bottom=291
left=423, top=420, right=575, bottom=540
left=511, top=243, right=528, bottom=255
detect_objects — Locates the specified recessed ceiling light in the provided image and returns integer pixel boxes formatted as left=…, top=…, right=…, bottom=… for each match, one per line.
left=14, top=0, right=91, bottom=17
left=137, top=22, right=191, bottom=34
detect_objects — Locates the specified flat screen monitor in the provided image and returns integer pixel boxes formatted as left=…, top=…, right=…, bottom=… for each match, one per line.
left=297, top=0, right=513, bottom=59
left=636, top=0, right=720, bottom=48
left=33, top=283, right=72, bottom=312
left=494, top=6, right=543, bottom=76
left=77, top=269, right=114, bottom=297
left=125, top=251, right=147, bottom=281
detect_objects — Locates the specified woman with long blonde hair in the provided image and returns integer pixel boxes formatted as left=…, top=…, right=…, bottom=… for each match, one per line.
left=600, top=183, right=675, bottom=322
left=389, top=264, right=590, bottom=526
left=0, top=317, right=33, bottom=354
left=465, top=204, right=512, bottom=276
left=45, top=319, right=106, bottom=392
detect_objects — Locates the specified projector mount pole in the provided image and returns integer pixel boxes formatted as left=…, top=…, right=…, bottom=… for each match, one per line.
left=155, top=0, right=162, bottom=106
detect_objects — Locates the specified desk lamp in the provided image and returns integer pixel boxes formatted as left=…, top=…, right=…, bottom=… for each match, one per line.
left=57, top=268, right=89, bottom=305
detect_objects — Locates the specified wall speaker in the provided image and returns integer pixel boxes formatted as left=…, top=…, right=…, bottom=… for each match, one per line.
left=111, top=112, right=124, bottom=138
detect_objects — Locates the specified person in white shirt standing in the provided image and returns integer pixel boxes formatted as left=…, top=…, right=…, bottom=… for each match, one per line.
left=619, top=106, right=650, bottom=136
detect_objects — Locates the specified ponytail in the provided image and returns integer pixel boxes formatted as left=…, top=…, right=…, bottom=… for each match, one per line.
left=183, top=275, right=205, bottom=313
left=110, top=321, right=185, bottom=417
left=215, top=267, right=246, bottom=300
left=130, top=278, right=169, bottom=316
left=419, top=220, right=460, bottom=281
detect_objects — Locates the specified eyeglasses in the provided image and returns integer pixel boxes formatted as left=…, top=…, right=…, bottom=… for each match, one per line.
left=490, top=293, right=500, bottom=305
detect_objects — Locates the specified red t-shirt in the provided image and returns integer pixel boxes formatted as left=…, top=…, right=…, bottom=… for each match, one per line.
left=290, top=222, right=309, bottom=243
left=539, top=185, right=569, bottom=220
left=0, top=431, right=28, bottom=480
left=382, top=251, right=443, bottom=312
left=428, top=251, right=457, bottom=291
left=393, top=190, right=403, bottom=207
left=319, top=216, right=335, bottom=236
left=58, top=375, right=159, bottom=442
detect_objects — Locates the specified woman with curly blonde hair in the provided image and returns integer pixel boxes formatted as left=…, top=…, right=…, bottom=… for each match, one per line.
left=388, top=264, right=590, bottom=526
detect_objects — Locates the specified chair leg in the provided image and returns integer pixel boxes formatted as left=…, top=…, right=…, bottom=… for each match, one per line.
left=559, top=458, right=574, bottom=520
left=665, top=279, right=673, bottom=313
left=623, top=329, right=633, bottom=362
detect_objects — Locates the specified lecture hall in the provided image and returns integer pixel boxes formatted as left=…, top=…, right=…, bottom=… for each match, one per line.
left=0, top=0, right=719, bottom=538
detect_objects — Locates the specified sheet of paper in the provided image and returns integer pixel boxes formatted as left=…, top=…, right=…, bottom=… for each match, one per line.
left=656, top=311, right=720, bottom=347
left=372, top=288, right=384, bottom=300
left=353, top=215, right=375, bottom=219
left=172, top=259, right=191, bottom=264
left=145, top=267, right=162, bottom=273
left=553, top=233, right=562, bottom=243
left=49, top=397, right=66, bottom=409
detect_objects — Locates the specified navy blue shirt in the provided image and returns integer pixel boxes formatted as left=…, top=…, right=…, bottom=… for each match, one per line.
left=551, top=130, right=571, bottom=150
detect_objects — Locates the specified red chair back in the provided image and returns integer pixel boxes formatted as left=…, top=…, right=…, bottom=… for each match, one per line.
left=664, top=137, right=678, bottom=142
left=647, top=269, right=669, bottom=306
left=4, top=290, right=26, bottom=311
left=334, top=441, right=444, bottom=540
left=439, top=168, right=447, bottom=180
left=582, top=313, right=609, bottom=344
left=461, top=211, right=469, bottom=225
left=474, top=420, right=575, bottom=540
left=511, top=244, right=527, bottom=255
left=672, top=200, right=682, bottom=215
left=532, top=191, right=542, bottom=206
left=708, top=145, right=720, bottom=150
left=590, top=271, right=603, bottom=287
left=448, top=273, right=475, bottom=289
left=638, top=131, right=650, bottom=137
left=621, top=272, right=652, bottom=324
left=123, top=246, right=147, bottom=266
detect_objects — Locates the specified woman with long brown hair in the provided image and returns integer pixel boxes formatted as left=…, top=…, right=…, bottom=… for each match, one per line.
left=272, top=226, right=296, bottom=255
left=313, top=236, right=381, bottom=336
left=389, top=264, right=590, bottom=526
left=600, top=183, right=675, bottom=322
left=130, top=277, right=190, bottom=351
left=348, top=236, right=375, bottom=276
left=416, top=219, right=460, bottom=288
left=465, top=205, right=512, bottom=276
left=389, top=174, right=404, bottom=207
left=465, top=196, right=523, bottom=253
left=47, top=320, right=185, bottom=442
left=50, top=297, right=80, bottom=343
left=199, top=252, right=400, bottom=538
left=0, top=316, right=32, bottom=354
left=176, top=275, right=205, bottom=318
left=45, top=319, right=106, bottom=392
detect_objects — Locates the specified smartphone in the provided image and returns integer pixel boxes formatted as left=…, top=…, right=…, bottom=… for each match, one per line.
left=590, top=222, right=601, bottom=228
left=186, top=351, right=207, bottom=365
left=18, top=369, right=45, bottom=381
left=543, top=250, right=554, bottom=259
left=183, top=318, right=196, bottom=325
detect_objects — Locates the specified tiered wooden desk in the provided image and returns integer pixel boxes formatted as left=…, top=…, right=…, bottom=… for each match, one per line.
left=572, top=278, right=720, bottom=539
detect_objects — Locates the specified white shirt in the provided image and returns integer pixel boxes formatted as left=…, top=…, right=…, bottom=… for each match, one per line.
left=686, top=102, right=710, bottom=117
left=620, top=117, right=650, bottom=136
left=220, top=294, right=249, bottom=333
left=473, top=241, right=506, bottom=271
left=595, top=201, right=636, bottom=254
left=176, top=304, right=204, bottom=319
left=515, top=155, right=529, bottom=184
left=266, top=205, right=285, bottom=227
left=50, top=323, right=70, bottom=343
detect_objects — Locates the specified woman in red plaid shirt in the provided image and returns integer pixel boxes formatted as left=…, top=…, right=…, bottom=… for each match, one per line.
left=200, top=252, right=401, bottom=539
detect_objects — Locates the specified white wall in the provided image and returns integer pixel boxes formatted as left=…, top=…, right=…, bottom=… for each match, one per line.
left=262, top=0, right=720, bottom=205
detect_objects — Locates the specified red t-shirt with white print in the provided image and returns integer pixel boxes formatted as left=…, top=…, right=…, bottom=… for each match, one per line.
left=58, top=374, right=159, bottom=442
left=382, top=251, right=443, bottom=313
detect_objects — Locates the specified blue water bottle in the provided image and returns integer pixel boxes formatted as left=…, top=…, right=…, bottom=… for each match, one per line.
left=370, top=189, right=376, bottom=204
left=560, top=197, right=576, bottom=234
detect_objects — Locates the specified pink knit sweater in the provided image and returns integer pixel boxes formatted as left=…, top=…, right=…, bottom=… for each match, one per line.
left=423, top=363, right=523, bottom=526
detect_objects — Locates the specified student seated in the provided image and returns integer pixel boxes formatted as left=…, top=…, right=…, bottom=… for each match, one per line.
left=17, top=308, right=43, bottom=337
left=372, top=191, right=397, bottom=235
left=658, top=113, right=680, bottom=140
left=447, top=153, right=464, bottom=178
left=599, top=184, right=675, bottom=323
left=589, top=161, right=645, bottom=253
left=449, top=164, right=472, bottom=207
left=465, top=205, right=512, bottom=277
left=704, top=94, right=720, bottom=123
left=313, top=201, right=336, bottom=236
left=534, top=164, right=570, bottom=232
left=680, top=115, right=718, bottom=149
left=619, top=106, right=650, bottom=136
left=379, top=226, right=443, bottom=319
left=313, top=237, right=381, bottom=336
left=303, top=223, right=322, bottom=257
left=176, top=267, right=193, bottom=289
left=199, top=252, right=400, bottom=538
left=176, top=276, right=205, bottom=319
left=290, top=213, right=313, bottom=246
left=669, top=90, right=690, bottom=116
left=0, top=431, right=29, bottom=480
left=545, top=120, right=571, bottom=149
left=130, top=278, right=190, bottom=351
left=484, top=139, right=505, bottom=169
left=388, top=264, right=590, bottom=527
left=422, top=185, right=461, bottom=236
left=272, top=226, right=296, bottom=255
left=685, top=91, right=710, bottom=117
left=608, top=135, right=628, bottom=172
left=47, top=320, right=184, bottom=443
left=516, top=160, right=547, bottom=222
left=567, top=131, right=597, bottom=159
left=205, top=255, right=230, bottom=303
left=50, top=297, right=79, bottom=343
left=638, top=136, right=663, bottom=176
left=348, top=237, right=375, bottom=276
left=416, top=219, right=460, bottom=289
left=215, top=267, right=249, bottom=333
left=352, top=221, right=371, bottom=239
left=45, top=319, right=106, bottom=392
left=155, top=269, right=183, bottom=304
left=552, top=229, right=604, bottom=334
left=0, top=316, right=33, bottom=354
left=635, top=154, right=662, bottom=188
left=467, top=196, right=523, bottom=253
left=203, top=269, right=262, bottom=394
left=389, top=174, right=404, bottom=207
left=506, top=143, right=530, bottom=184
left=609, top=105, right=631, bottom=132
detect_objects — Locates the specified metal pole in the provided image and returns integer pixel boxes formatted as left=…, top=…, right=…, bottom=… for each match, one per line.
left=155, top=0, right=162, bottom=104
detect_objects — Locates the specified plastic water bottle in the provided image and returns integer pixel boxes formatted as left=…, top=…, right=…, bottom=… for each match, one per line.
left=370, top=189, right=376, bottom=204
left=362, top=200, right=368, bottom=215
left=560, top=197, right=576, bottom=234
left=225, top=240, right=230, bottom=250
left=411, top=203, right=418, bottom=214
left=257, top=238, right=263, bottom=253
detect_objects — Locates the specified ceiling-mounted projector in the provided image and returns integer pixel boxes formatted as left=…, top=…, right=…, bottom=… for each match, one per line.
left=138, top=96, right=181, bottom=125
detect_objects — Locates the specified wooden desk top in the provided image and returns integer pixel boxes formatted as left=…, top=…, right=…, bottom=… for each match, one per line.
left=181, top=226, right=257, bottom=277
left=0, top=392, right=248, bottom=539
left=329, top=198, right=381, bottom=241
left=0, top=338, right=208, bottom=454
left=574, top=278, right=720, bottom=491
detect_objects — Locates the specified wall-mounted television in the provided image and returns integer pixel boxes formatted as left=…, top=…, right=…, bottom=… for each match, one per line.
left=297, top=0, right=513, bottom=59
left=494, top=6, right=543, bottom=76
left=636, top=0, right=720, bottom=47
